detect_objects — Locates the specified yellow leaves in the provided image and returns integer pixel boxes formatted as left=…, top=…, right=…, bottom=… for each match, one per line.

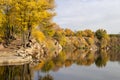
left=38, top=0, right=49, bottom=9
left=0, top=11, right=5, bottom=41
left=14, top=3, right=21, bottom=11
left=0, top=0, right=12, bottom=5
left=37, top=11, right=50, bottom=20
left=27, top=1, right=36, bottom=10
left=32, top=29, right=46, bottom=43
left=0, top=0, right=55, bottom=43
left=11, top=0, right=54, bottom=30
left=0, top=11, right=6, bottom=27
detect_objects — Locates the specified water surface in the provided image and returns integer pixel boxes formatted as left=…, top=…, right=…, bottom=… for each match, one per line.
left=0, top=49, right=120, bottom=80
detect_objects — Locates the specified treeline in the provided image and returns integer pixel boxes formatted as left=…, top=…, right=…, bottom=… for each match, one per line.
left=108, top=34, right=120, bottom=56
left=42, top=25, right=110, bottom=50
left=33, top=49, right=110, bottom=73
left=109, top=34, right=120, bottom=49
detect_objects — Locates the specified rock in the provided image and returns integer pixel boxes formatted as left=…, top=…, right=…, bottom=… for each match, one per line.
left=25, top=48, right=33, bottom=55
left=18, top=53, right=27, bottom=58
left=90, top=48, right=93, bottom=51
left=0, top=44, right=4, bottom=49
left=13, top=39, right=62, bottom=65
left=25, top=56, right=32, bottom=61
left=58, top=44, right=62, bottom=52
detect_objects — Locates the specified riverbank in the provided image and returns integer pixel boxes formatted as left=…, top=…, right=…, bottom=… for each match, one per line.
left=0, top=38, right=62, bottom=66
left=0, top=50, right=32, bottom=66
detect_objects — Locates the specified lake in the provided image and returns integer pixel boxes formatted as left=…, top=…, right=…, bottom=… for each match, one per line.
left=0, top=49, right=120, bottom=80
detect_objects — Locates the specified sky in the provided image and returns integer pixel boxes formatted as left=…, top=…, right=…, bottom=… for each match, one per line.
left=53, top=0, right=120, bottom=34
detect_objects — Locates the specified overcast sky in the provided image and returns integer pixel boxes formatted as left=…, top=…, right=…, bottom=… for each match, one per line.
left=53, top=0, right=120, bottom=34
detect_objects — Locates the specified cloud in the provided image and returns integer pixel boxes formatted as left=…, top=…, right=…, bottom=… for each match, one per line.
left=54, top=0, right=120, bottom=33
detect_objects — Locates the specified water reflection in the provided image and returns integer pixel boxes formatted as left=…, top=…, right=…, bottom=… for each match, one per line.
left=0, top=64, right=31, bottom=80
left=95, top=50, right=110, bottom=68
left=0, top=49, right=120, bottom=80
left=37, top=49, right=110, bottom=73
left=39, top=74, right=53, bottom=80
left=35, top=49, right=120, bottom=80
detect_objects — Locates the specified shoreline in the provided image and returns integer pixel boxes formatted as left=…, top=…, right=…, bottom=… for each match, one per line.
left=0, top=51, right=32, bottom=66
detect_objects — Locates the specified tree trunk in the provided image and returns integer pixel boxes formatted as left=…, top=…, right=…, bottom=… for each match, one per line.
left=27, top=24, right=32, bottom=41
left=4, top=25, right=10, bottom=45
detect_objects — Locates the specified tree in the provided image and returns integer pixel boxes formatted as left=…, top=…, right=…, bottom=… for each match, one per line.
left=0, top=0, right=55, bottom=47
left=64, top=28, right=74, bottom=36
left=84, top=29, right=94, bottom=38
left=95, top=29, right=110, bottom=48
left=75, top=30, right=83, bottom=38
left=0, top=0, right=15, bottom=45
left=0, top=11, right=6, bottom=42
left=95, top=29, right=109, bottom=40
left=95, top=49, right=109, bottom=68
left=41, top=60, right=54, bottom=72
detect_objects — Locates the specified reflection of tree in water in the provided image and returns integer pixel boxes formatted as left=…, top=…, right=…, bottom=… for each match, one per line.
left=34, top=48, right=120, bottom=80
left=41, top=60, right=54, bottom=72
left=35, top=49, right=115, bottom=73
left=52, top=51, right=66, bottom=68
left=108, top=48, right=120, bottom=62
left=0, top=49, right=119, bottom=80
left=64, top=59, right=73, bottom=67
left=76, top=50, right=95, bottom=66
left=39, top=74, right=53, bottom=80
left=95, top=49, right=109, bottom=68
left=0, top=64, right=31, bottom=80
left=109, top=35, right=120, bottom=62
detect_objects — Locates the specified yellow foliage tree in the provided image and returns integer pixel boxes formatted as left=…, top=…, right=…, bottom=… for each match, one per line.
left=13, top=0, right=55, bottom=46
left=0, top=0, right=55, bottom=47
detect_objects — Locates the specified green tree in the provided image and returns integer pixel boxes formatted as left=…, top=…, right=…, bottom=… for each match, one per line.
left=95, top=29, right=109, bottom=40
left=95, top=49, right=109, bottom=68
left=95, top=29, right=110, bottom=48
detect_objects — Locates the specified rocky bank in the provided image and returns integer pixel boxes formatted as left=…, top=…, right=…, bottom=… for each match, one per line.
left=0, top=39, right=62, bottom=66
